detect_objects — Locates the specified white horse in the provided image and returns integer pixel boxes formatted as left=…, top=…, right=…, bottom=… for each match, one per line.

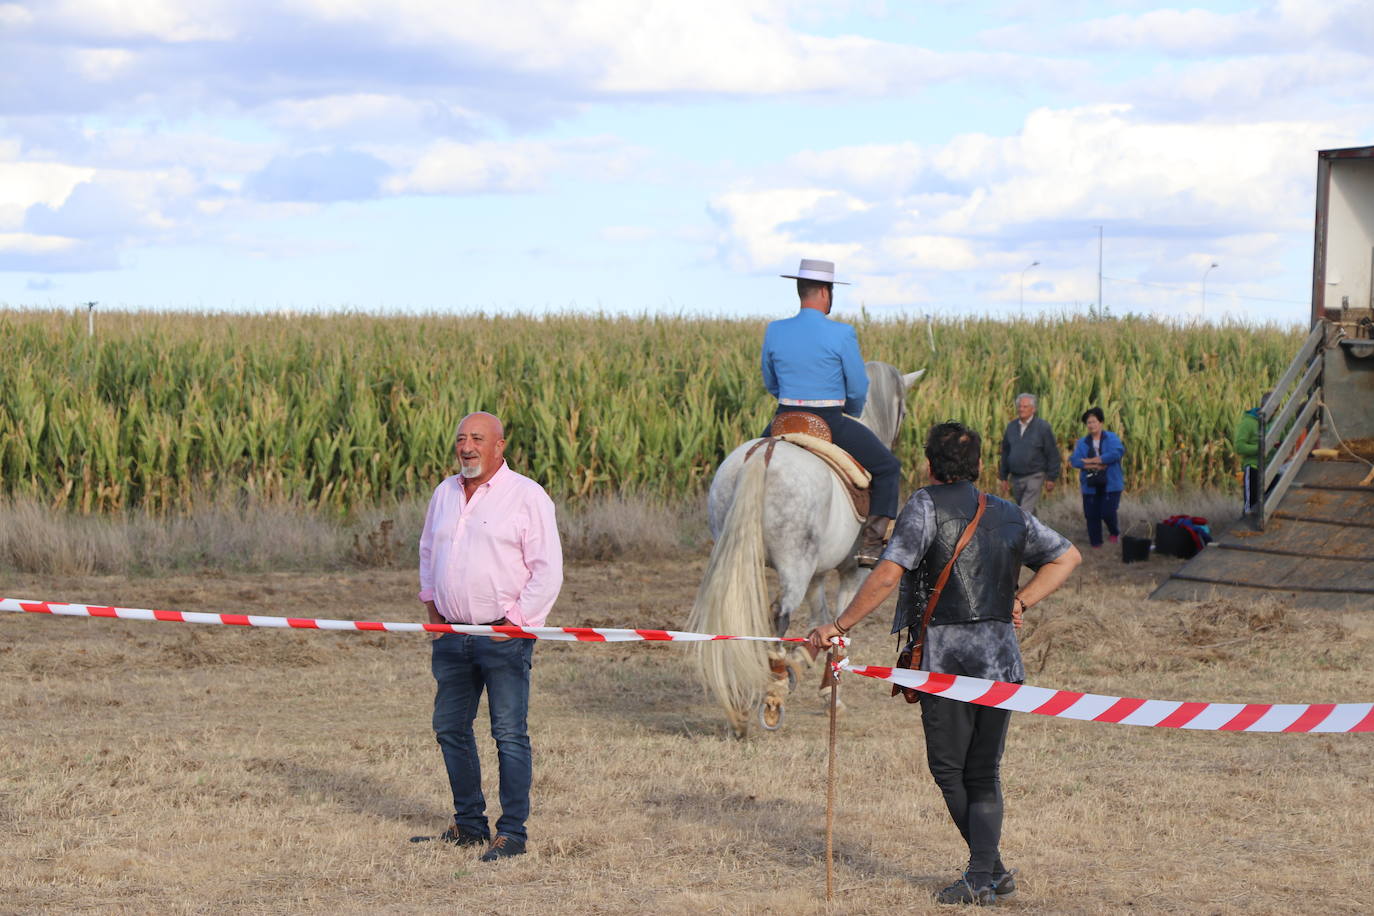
left=688, top=361, right=923, bottom=735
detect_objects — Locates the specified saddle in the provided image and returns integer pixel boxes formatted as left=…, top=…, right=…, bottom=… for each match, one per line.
left=745, top=412, right=872, bottom=522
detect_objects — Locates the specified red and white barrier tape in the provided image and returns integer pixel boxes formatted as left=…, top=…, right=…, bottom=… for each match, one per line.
left=6, top=598, right=1370, bottom=733
left=838, top=662, right=1374, bottom=733
left=0, top=598, right=809, bottom=644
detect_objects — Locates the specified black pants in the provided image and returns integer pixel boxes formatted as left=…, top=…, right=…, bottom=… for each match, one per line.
left=1243, top=466, right=1261, bottom=514
left=1081, top=487, right=1122, bottom=547
left=766, top=406, right=900, bottom=517
left=919, top=692, right=1012, bottom=876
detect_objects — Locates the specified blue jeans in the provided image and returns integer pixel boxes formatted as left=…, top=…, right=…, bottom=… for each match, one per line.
left=431, top=633, right=534, bottom=842
left=1082, top=488, right=1121, bottom=547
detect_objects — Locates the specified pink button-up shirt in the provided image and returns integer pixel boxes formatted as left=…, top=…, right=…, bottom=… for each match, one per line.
left=417, top=461, right=563, bottom=628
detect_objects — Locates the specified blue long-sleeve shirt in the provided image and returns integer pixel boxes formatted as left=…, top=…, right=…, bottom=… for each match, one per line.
left=760, top=309, right=869, bottom=416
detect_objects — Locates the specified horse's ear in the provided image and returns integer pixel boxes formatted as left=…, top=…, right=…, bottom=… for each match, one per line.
left=901, top=369, right=925, bottom=391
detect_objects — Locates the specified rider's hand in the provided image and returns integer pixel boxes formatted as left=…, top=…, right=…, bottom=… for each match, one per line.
left=1045, top=480, right=1056, bottom=493
left=808, top=623, right=843, bottom=649
left=999, top=479, right=1010, bottom=494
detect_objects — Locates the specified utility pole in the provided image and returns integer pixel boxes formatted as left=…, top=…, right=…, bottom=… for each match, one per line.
left=1201, top=262, right=1219, bottom=318
left=1096, top=226, right=1103, bottom=315
left=85, top=301, right=97, bottom=338
left=1019, top=260, right=1040, bottom=312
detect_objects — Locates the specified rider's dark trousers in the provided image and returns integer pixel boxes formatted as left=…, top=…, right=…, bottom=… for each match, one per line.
left=766, top=405, right=900, bottom=518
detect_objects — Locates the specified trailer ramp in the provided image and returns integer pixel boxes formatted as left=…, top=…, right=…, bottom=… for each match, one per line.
left=1150, top=460, right=1374, bottom=610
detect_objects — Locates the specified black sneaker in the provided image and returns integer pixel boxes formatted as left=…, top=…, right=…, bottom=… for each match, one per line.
left=479, top=833, right=527, bottom=862
left=936, top=876, right=996, bottom=906
left=441, top=823, right=490, bottom=848
left=409, top=822, right=488, bottom=847
left=991, top=868, right=1018, bottom=899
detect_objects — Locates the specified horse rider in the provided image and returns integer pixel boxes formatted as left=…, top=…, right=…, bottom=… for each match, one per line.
left=761, top=258, right=901, bottom=567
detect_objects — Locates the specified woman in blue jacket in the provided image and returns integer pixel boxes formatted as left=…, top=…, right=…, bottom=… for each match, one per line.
left=1069, top=406, right=1125, bottom=548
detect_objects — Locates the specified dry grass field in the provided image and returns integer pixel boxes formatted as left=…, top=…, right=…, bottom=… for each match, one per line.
left=3, top=542, right=1372, bottom=915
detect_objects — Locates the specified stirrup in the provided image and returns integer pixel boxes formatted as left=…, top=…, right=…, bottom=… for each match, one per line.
left=855, top=546, right=883, bottom=568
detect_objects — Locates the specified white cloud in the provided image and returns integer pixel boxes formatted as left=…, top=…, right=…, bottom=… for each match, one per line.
left=0, top=233, right=79, bottom=254
left=710, top=104, right=1358, bottom=312
left=26, top=168, right=201, bottom=236
left=0, top=3, right=33, bottom=26
left=264, top=94, right=484, bottom=137
left=986, top=0, right=1372, bottom=57
left=789, top=143, right=927, bottom=195
left=3, top=0, right=1071, bottom=116
left=881, top=235, right=979, bottom=271
left=842, top=273, right=929, bottom=310
left=1123, top=52, right=1374, bottom=119
left=74, top=48, right=137, bottom=82
left=1058, top=7, right=1266, bottom=54
left=384, top=140, right=559, bottom=195
left=0, top=161, right=97, bottom=228
left=709, top=187, right=867, bottom=273
left=283, top=0, right=894, bottom=94
left=39, top=0, right=238, bottom=41
left=936, top=106, right=1347, bottom=232
left=383, top=136, right=641, bottom=195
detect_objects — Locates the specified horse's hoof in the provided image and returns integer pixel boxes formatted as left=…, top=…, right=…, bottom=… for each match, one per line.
left=759, top=695, right=785, bottom=731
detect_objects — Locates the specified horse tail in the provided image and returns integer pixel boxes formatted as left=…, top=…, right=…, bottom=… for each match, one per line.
left=687, top=451, right=773, bottom=735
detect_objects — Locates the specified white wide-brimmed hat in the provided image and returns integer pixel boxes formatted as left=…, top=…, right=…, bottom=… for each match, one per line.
left=780, top=258, right=850, bottom=285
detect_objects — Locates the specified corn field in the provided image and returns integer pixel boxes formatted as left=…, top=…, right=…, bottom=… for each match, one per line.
left=0, top=309, right=1300, bottom=515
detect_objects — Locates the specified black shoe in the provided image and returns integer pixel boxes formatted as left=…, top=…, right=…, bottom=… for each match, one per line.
left=936, top=876, right=996, bottom=906
left=991, top=868, right=1017, bottom=899
left=409, top=821, right=488, bottom=847
left=479, top=833, right=526, bottom=862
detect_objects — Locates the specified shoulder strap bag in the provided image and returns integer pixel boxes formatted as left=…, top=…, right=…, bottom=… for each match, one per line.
left=892, top=492, right=988, bottom=703
left=1082, top=435, right=1108, bottom=487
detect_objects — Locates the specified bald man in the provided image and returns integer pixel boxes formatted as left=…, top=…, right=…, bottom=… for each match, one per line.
left=414, top=412, right=563, bottom=861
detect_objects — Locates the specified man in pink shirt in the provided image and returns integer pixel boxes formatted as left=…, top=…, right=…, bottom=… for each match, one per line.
left=414, top=411, right=563, bottom=861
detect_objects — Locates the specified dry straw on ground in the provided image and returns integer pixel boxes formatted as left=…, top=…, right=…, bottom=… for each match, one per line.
left=3, top=543, right=1370, bottom=915
left=0, top=493, right=706, bottom=576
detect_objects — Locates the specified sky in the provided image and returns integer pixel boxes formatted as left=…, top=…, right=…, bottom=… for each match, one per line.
left=1, top=0, right=1371, bottom=323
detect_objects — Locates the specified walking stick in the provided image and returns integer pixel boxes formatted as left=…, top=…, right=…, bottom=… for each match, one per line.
left=824, top=645, right=840, bottom=902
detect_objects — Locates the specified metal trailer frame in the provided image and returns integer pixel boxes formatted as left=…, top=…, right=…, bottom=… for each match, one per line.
left=1311, top=144, right=1374, bottom=325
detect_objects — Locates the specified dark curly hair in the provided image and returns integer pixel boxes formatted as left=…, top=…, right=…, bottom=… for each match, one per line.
left=925, top=421, right=981, bottom=483
left=1081, top=406, right=1105, bottom=424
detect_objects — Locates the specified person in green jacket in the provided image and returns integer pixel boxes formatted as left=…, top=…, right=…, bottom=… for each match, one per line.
left=1232, top=394, right=1267, bottom=515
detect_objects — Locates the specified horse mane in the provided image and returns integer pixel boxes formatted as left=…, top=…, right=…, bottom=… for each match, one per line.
left=859, top=361, right=904, bottom=448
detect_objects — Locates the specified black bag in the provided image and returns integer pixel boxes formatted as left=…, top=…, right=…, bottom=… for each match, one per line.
left=1155, top=518, right=1205, bottom=559
left=1080, top=435, right=1107, bottom=487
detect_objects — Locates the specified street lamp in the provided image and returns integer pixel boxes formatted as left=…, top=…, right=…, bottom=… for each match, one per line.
left=1019, top=260, right=1040, bottom=312
left=1201, top=262, right=1218, bottom=317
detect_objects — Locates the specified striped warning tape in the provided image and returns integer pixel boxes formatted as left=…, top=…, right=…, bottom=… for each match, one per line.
left=838, top=662, right=1374, bottom=733
left=6, top=597, right=1370, bottom=732
left=0, top=598, right=810, bottom=644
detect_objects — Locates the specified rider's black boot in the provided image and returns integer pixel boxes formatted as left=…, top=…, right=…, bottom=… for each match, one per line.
left=855, top=515, right=892, bottom=568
